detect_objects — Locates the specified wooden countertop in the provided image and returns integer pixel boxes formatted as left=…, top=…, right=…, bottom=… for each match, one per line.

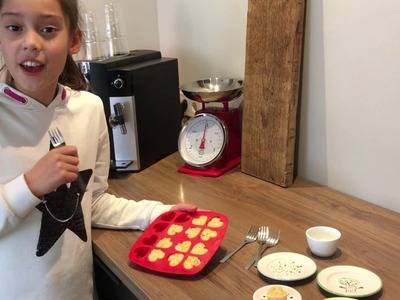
left=92, top=153, right=400, bottom=300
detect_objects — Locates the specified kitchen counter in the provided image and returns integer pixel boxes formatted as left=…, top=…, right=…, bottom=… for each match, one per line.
left=92, top=152, right=400, bottom=299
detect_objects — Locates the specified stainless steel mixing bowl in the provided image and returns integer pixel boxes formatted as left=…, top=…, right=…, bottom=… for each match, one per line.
left=180, top=78, right=244, bottom=102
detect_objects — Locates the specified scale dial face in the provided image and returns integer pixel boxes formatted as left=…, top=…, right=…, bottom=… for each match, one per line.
left=178, top=113, right=227, bottom=167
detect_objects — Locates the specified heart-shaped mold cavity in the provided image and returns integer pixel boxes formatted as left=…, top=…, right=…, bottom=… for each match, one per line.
left=133, top=246, right=150, bottom=258
left=142, top=234, right=158, bottom=246
left=153, top=222, right=169, bottom=232
left=160, top=211, right=176, bottom=222
left=174, top=213, right=190, bottom=223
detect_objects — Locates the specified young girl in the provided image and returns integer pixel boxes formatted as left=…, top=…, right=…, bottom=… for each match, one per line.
left=0, top=0, right=196, bottom=298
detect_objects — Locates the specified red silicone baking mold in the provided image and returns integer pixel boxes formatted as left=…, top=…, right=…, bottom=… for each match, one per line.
left=128, top=210, right=229, bottom=275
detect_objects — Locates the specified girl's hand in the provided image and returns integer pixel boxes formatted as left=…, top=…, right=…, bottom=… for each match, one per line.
left=170, top=203, right=197, bottom=213
left=24, top=146, right=80, bottom=198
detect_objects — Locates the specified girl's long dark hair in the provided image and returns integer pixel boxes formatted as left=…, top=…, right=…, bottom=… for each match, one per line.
left=58, top=0, right=89, bottom=91
left=59, top=55, right=89, bottom=91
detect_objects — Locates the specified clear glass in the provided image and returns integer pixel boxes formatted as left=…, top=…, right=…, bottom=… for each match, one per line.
left=104, top=2, right=129, bottom=57
left=82, top=11, right=106, bottom=60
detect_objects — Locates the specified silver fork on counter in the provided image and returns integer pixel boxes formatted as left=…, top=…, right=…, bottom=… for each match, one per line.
left=220, top=225, right=258, bottom=263
left=48, top=127, right=86, bottom=192
left=254, top=226, right=268, bottom=266
left=244, top=228, right=280, bottom=269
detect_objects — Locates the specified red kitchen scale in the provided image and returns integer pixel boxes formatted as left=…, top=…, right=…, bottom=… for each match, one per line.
left=178, top=78, right=244, bottom=177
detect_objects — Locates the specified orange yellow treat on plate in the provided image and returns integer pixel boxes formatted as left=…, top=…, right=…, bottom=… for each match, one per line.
left=185, top=227, right=201, bottom=238
left=191, top=243, right=208, bottom=255
left=168, top=253, right=184, bottom=267
left=175, top=241, right=191, bottom=252
left=148, top=249, right=165, bottom=262
left=156, top=237, right=173, bottom=248
left=200, top=228, right=217, bottom=241
left=207, top=217, right=224, bottom=228
left=266, top=286, right=288, bottom=300
left=183, top=256, right=201, bottom=269
left=192, top=215, right=207, bottom=226
left=167, top=224, right=183, bottom=236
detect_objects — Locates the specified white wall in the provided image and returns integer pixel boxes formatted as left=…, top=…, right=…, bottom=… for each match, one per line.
left=156, top=0, right=247, bottom=112
left=157, top=0, right=247, bottom=83
left=80, top=0, right=400, bottom=213
left=299, top=0, right=400, bottom=212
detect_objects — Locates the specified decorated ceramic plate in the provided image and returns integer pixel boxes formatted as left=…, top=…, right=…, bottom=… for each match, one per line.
left=257, top=252, right=317, bottom=281
left=323, top=298, right=357, bottom=300
left=253, top=285, right=302, bottom=300
left=317, top=265, right=382, bottom=298
left=128, top=211, right=228, bottom=275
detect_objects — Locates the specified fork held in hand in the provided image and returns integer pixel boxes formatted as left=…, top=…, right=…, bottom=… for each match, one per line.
left=219, top=225, right=258, bottom=263
left=48, top=128, right=66, bottom=148
left=48, top=127, right=86, bottom=192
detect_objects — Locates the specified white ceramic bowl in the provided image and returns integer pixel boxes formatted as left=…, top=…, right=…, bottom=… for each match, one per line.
left=306, top=226, right=341, bottom=257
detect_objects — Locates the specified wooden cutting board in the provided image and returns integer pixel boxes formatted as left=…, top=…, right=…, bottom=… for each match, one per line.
left=241, top=0, right=306, bottom=187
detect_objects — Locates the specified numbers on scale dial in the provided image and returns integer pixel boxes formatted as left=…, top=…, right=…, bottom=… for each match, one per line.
left=179, top=114, right=227, bottom=167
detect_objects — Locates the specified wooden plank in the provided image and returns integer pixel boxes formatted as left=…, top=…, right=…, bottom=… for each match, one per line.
left=241, top=0, right=306, bottom=187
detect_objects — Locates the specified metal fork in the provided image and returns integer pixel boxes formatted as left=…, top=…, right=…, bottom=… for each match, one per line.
left=254, top=226, right=268, bottom=266
left=244, top=228, right=280, bottom=269
left=48, top=128, right=66, bottom=148
left=219, top=225, right=258, bottom=263
left=48, top=127, right=86, bottom=192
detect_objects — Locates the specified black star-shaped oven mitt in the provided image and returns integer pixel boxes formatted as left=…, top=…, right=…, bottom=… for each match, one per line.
left=35, top=169, right=93, bottom=257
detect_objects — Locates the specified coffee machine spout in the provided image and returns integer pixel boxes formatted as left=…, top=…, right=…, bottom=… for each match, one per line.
left=109, top=102, right=127, bottom=134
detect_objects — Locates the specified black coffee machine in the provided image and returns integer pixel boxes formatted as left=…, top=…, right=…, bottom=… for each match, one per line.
left=78, top=50, right=181, bottom=172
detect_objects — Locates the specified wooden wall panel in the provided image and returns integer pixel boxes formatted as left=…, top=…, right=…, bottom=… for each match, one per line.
left=241, top=0, right=306, bottom=187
